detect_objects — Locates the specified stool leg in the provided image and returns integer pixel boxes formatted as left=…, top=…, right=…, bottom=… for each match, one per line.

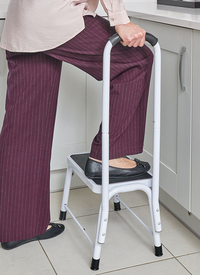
left=59, top=165, right=73, bottom=220
left=148, top=194, right=163, bottom=256
left=91, top=204, right=103, bottom=270
left=152, top=212, right=163, bottom=257
left=113, top=194, right=121, bottom=211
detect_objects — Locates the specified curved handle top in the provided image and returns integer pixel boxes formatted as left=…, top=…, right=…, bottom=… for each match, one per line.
left=109, top=32, right=158, bottom=47
left=145, top=32, right=158, bottom=46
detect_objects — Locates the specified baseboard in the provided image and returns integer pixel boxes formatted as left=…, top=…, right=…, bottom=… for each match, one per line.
left=160, top=188, right=200, bottom=238
left=50, top=169, right=85, bottom=192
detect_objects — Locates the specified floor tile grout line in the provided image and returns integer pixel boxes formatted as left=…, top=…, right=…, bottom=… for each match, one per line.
left=176, top=251, right=200, bottom=257
left=175, top=251, right=200, bottom=275
left=174, top=257, right=192, bottom=275
left=38, top=241, right=58, bottom=275
left=162, top=243, right=200, bottom=259
left=161, top=244, right=194, bottom=275
left=51, top=203, right=150, bottom=223
left=161, top=243, right=175, bottom=257
left=51, top=205, right=155, bottom=243
left=96, top=257, right=176, bottom=275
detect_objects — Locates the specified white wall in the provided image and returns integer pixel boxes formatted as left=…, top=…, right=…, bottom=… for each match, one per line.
left=96, top=0, right=156, bottom=15
left=0, top=0, right=10, bottom=4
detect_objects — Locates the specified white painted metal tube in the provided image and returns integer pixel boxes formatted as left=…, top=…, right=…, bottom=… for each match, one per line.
left=60, top=165, right=73, bottom=212
left=118, top=197, right=153, bottom=235
left=65, top=205, right=94, bottom=247
left=98, top=40, right=113, bottom=243
left=93, top=205, right=103, bottom=258
left=152, top=43, right=162, bottom=233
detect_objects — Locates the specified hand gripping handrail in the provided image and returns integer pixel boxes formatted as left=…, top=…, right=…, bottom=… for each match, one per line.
left=109, top=32, right=158, bottom=47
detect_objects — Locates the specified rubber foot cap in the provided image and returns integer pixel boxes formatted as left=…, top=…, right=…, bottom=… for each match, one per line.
left=114, top=202, right=121, bottom=211
left=59, top=211, right=67, bottom=220
left=91, top=258, right=100, bottom=270
left=155, top=245, right=163, bottom=256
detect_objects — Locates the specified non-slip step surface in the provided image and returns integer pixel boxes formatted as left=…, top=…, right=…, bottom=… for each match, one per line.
left=70, top=153, right=152, bottom=185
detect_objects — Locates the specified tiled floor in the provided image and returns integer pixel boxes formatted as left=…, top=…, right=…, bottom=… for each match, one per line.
left=1, top=187, right=200, bottom=275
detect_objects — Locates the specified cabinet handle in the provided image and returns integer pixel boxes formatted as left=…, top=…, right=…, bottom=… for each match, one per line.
left=179, top=46, right=186, bottom=91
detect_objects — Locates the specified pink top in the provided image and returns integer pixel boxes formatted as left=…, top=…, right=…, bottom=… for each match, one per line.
left=0, top=0, right=130, bottom=52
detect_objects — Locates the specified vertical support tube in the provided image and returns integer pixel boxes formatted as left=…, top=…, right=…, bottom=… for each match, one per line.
left=152, top=43, right=162, bottom=232
left=60, top=165, right=73, bottom=212
left=98, top=41, right=113, bottom=243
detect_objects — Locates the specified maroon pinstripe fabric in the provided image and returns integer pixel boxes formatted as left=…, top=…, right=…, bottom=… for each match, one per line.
left=0, top=15, right=153, bottom=242
left=45, top=15, right=153, bottom=159
left=0, top=53, right=62, bottom=241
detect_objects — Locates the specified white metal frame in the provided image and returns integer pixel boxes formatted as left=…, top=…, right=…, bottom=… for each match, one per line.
left=60, top=34, right=162, bottom=270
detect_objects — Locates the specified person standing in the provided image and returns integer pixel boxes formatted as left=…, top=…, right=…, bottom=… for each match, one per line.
left=0, top=0, right=152, bottom=249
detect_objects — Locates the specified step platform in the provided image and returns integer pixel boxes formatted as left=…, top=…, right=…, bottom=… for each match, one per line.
left=70, top=153, right=152, bottom=185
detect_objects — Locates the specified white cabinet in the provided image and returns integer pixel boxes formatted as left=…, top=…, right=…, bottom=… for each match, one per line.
left=51, top=63, right=87, bottom=170
left=131, top=18, right=193, bottom=211
left=130, top=17, right=200, bottom=235
left=86, top=75, right=102, bottom=151
left=50, top=63, right=87, bottom=191
left=191, top=30, right=200, bottom=220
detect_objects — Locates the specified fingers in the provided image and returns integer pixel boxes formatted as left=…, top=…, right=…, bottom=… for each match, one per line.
left=121, top=36, right=145, bottom=48
left=125, top=31, right=146, bottom=47
left=115, top=23, right=146, bottom=48
left=127, top=37, right=143, bottom=47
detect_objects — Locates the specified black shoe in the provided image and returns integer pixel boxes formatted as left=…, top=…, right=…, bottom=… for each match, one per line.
left=85, top=157, right=150, bottom=179
left=1, top=222, right=65, bottom=250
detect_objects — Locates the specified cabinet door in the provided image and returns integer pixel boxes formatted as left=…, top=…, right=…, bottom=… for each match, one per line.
left=191, top=30, right=200, bottom=219
left=131, top=18, right=192, bottom=211
left=51, top=63, right=87, bottom=171
left=86, top=75, right=102, bottom=150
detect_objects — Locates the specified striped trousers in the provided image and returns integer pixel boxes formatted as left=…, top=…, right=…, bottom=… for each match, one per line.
left=0, top=15, right=153, bottom=242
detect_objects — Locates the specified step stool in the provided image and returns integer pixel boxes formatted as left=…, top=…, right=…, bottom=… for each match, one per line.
left=59, top=33, right=163, bottom=271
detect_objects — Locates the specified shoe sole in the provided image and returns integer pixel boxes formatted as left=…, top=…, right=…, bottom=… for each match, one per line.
left=87, top=171, right=150, bottom=180
left=1, top=223, right=65, bottom=250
